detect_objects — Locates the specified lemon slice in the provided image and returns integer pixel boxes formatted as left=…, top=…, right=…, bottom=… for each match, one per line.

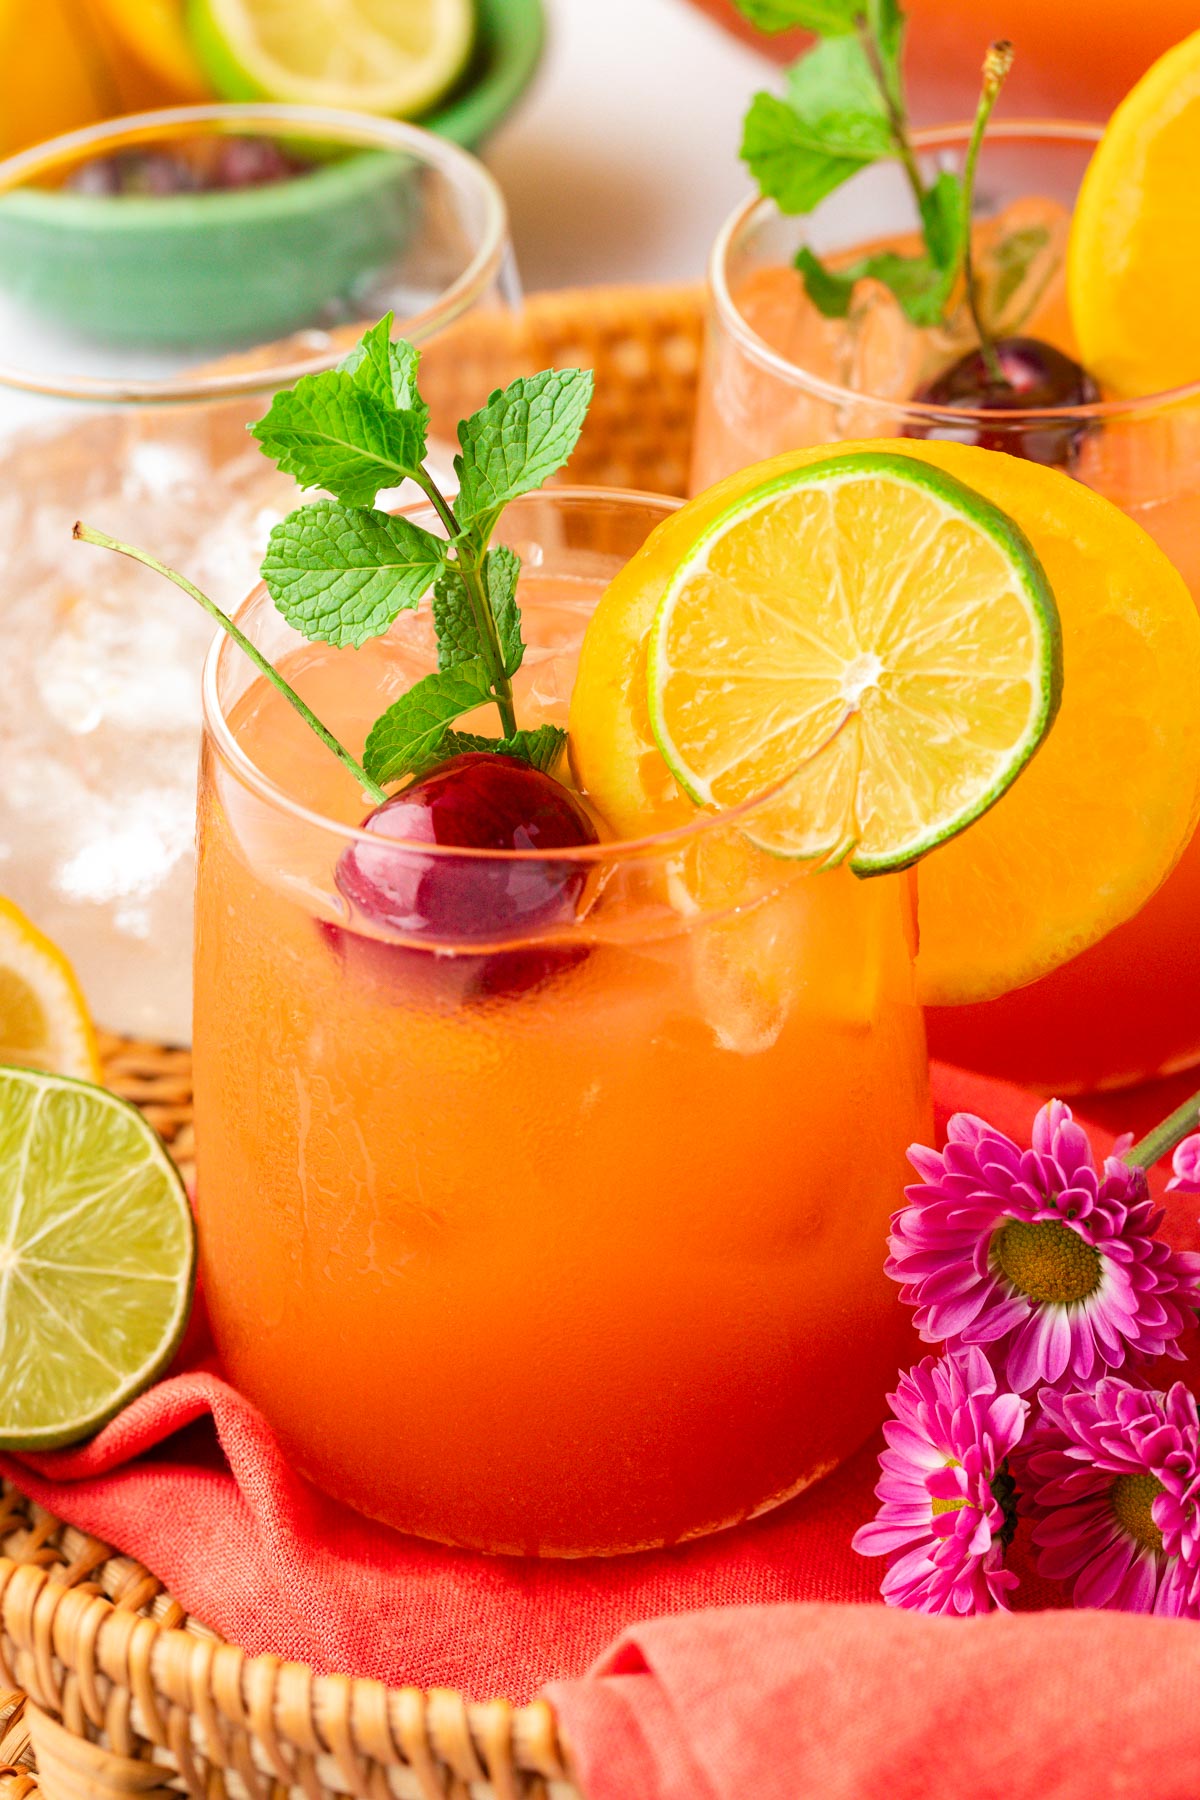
left=0, top=898, right=100, bottom=1083
left=1068, top=29, right=1200, bottom=396
left=645, top=450, right=1061, bottom=871
left=189, top=0, right=476, bottom=116
left=0, top=1067, right=195, bottom=1449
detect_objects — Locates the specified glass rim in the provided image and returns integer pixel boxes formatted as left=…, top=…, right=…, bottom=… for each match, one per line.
left=0, top=102, right=511, bottom=406
left=709, top=117, right=1200, bottom=423
left=202, top=484, right=847, bottom=867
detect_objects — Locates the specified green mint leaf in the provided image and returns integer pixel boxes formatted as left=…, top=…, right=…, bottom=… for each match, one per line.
left=742, top=92, right=871, bottom=214
left=743, top=39, right=893, bottom=216
left=783, top=37, right=893, bottom=158
left=794, top=246, right=858, bottom=318
left=338, top=313, right=429, bottom=431
left=261, top=501, right=447, bottom=649
left=732, top=0, right=859, bottom=31
left=441, top=723, right=567, bottom=774
left=430, top=567, right=480, bottom=670
left=431, top=545, right=523, bottom=677
left=506, top=723, right=567, bottom=773
left=252, top=371, right=426, bottom=506
left=486, top=545, right=523, bottom=677
left=919, top=169, right=965, bottom=272
left=856, top=250, right=948, bottom=326
left=798, top=246, right=954, bottom=327
left=453, top=369, right=594, bottom=538
left=363, top=659, right=492, bottom=786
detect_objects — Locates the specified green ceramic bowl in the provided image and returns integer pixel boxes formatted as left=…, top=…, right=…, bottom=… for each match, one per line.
left=0, top=0, right=540, bottom=354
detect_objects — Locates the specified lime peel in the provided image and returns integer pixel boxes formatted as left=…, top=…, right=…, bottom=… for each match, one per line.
left=646, top=449, right=1062, bottom=875
left=0, top=1067, right=195, bottom=1450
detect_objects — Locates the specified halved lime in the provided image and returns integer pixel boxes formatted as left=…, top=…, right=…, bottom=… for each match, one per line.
left=0, top=1068, right=195, bottom=1450
left=189, top=0, right=477, bottom=117
left=647, top=450, right=1062, bottom=871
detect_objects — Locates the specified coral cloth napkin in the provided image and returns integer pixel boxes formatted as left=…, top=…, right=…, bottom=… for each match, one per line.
left=3, top=1062, right=1198, bottom=1793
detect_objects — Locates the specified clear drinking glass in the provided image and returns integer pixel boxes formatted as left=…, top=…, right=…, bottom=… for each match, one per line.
left=0, top=103, right=518, bottom=1043
left=193, top=487, right=932, bottom=1557
left=693, top=121, right=1200, bottom=1094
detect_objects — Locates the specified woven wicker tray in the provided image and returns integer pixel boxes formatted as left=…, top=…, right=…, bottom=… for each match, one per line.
left=0, top=283, right=706, bottom=1800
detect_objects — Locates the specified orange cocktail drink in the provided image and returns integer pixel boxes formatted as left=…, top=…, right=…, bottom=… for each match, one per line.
left=694, top=122, right=1200, bottom=1094
left=193, top=489, right=930, bottom=1557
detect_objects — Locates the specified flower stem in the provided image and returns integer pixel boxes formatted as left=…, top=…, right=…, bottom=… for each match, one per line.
left=73, top=522, right=387, bottom=805
left=961, top=40, right=1015, bottom=384
left=1126, top=1087, right=1200, bottom=1172
left=411, top=469, right=518, bottom=741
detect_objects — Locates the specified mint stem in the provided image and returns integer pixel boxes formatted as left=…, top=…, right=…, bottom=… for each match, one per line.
left=855, top=12, right=926, bottom=219
left=72, top=522, right=388, bottom=805
left=1126, top=1087, right=1200, bottom=1173
left=961, top=40, right=1014, bottom=385
left=411, top=468, right=518, bottom=740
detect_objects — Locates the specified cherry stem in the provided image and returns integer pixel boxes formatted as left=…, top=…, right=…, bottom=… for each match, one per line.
left=1126, top=1088, right=1200, bottom=1173
left=73, top=522, right=388, bottom=805
left=961, top=40, right=1015, bottom=385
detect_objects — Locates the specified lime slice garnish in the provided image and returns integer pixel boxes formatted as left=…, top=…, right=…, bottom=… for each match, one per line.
left=647, top=450, right=1062, bottom=872
left=189, top=0, right=476, bottom=116
left=0, top=1068, right=195, bottom=1449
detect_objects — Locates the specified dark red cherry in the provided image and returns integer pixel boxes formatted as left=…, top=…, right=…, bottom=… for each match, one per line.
left=330, top=753, right=599, bottom=999
left=906, top=336, right=1100, bottom=470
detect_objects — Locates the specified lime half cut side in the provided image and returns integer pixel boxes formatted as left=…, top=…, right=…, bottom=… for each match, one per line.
left=0, top=1068, right=195, bottom=1450
left=647, top=450, right=1063, bottom=872
left=190, top=0, right=476, bottom=115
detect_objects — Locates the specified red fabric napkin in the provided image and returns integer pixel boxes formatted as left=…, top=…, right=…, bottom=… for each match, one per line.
left=547, top=1603, right=1200, bottom=1800
left=4, top=1063, right=1197, bottom=1789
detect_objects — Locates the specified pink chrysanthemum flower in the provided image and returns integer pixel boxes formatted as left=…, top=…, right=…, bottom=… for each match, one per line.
left=888, top=1101, right=1200, bottom=1394
left=1167, top=1132, right=1200, bottom=1195
left=1015, top=1379, right=1200, bottom=1616
left=852, top=1347, right=1027, bottom=1615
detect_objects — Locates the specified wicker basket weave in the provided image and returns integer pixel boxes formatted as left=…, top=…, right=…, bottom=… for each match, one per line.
left=0, top=283, right=707, bottom=1800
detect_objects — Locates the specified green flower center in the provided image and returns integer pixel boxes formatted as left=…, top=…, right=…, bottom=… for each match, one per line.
left=1110, top=1472, right=1165, bottom=1552
left=994, top=1217, right=1102, bottom=1305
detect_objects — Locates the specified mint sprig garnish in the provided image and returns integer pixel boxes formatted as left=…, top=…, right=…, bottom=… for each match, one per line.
left=75, top=316, right=594, bottom=802
left=736, top=0, right=1016, bottom=333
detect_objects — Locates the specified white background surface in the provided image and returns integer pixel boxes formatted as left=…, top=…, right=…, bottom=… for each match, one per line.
left=485, top=0, right=769, bottom=292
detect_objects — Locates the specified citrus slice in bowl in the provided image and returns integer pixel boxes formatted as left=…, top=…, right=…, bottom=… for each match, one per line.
left=1068, top=29, right=1200, bottom=396
left=0, top=1067, right=195, bottom=1449
left=646, top=450, right=1060, bottom=871
left=0, top=897, right=99, bottom=1082
left=570, top=439, right=1200, bottom=1005
left=189, top=0, right=476, bottom=116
